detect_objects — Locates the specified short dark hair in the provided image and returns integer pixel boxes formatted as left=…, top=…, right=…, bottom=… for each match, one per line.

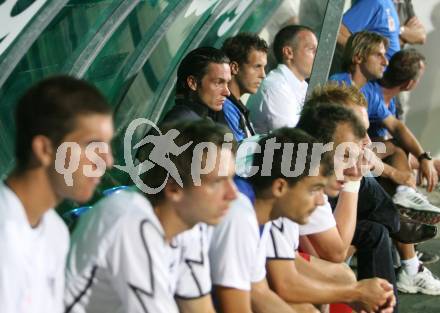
left=382, top=48, right=426, bottom=88
left=15, top=75, right=111, bottom=171
left=248, top=127, right=333, bottom=194
left=273, top=25, right=314, bottom=64
left=342, top=31, right=389, bottom=73
left=297, top=102, right=366, bottom=143
left=140, top=119, right=237, bottom=206
left=222, top=32, right=268, bottom=65
left=176, top=47, right=230, bottom=97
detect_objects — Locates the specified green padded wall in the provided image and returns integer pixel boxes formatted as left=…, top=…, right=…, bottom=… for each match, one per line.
left=0, top=0, right=285, bottom=181
left=0, top=0, right=292, bottom=213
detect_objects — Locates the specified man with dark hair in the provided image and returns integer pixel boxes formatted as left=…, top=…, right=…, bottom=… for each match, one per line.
left=261, top=104, right=395, bottom=313
left=210, top=127, right=332, bottom=313
left=221, top=33, right=268, bottom=141
left=210, top=123, right=395, bottom=313
left=65, top=120, right=237, bottom=313
left=368, top=48, right=426, bottom=142
left=0, top=76, right=114, bottom=313
left=247, top=25, right=317, bottom=133
left=162, top=47, right=231, bottom=123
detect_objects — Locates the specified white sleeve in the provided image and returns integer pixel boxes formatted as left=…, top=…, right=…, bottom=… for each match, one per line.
left=108, top=216, right=179, bottom=313
left=263, top=86, right=301, bottom=130
left=251, top=223, right=270, bottom=283
left=209, top=194, right=260, bottom=291
left=298, top=199, right=336, bottom=235
left=174, top=224, right=212, bottom=299
left=0, top=227, right=20, bottom=313
left=52, top=224, right=69, bottom=313
left=266, top=218, right=297, bottom=260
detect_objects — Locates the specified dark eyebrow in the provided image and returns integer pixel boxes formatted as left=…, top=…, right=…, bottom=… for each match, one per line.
left=218, top=78, right=231, bottom=84
left=313, top=182, right=326, bottom=189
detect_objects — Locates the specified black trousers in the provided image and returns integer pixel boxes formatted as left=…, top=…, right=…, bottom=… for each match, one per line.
left=330, top=177, right=400, bottom=312
left=353, top=220, right=398, bottom=312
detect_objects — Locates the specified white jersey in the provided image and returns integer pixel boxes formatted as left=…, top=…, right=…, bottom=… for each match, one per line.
left=209, top=192, right=270, bottom=291
left=65, top=189, right=178, bottom=313
left=267, top=198, right=336, bottom=259
left=266, top=218, right=298, bottom=260
left=170, top=223, right=213, bottom=299
left=0, top=182, right=69, bottom=313
left=298, top=196, right=336, bottom=235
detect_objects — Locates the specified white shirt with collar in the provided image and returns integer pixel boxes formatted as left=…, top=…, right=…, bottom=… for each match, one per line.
left=247, top=64, right=308, bottom=134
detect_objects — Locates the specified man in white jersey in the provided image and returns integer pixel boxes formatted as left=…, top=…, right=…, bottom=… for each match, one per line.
left=210, top=127, right=337, bottom=313
left=0, top=76, right=114, bottom=313
left=265, top=103, right=395, bottom=312
left=65, top=120, right=237, bottom=313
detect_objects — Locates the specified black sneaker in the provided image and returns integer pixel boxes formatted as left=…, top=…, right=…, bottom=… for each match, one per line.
left=391, top=215, right=437, bottom=244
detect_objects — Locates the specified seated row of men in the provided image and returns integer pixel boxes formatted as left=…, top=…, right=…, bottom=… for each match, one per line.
left=162, top=26, right=440, bottom=305
left=0, top=76, right=394, bottom=313
left=1, top=25, right=439, bottom=313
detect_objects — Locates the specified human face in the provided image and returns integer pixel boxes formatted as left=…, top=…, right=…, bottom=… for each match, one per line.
left=178, top=148, right=237, bottom=226
left=360, top=43, right=388, bottom=80
left=49, top=114, right=114, bottom=203
left=325, top=123, right=363, bottom=197
left=276, top=174, right=327, bottom=225
left=292, top=30, right=318, bottom=80
left=235, top=49, right=267, bottom=94
left=350, top=104, right=371, bottom=148
left=197, top=62, right=231, bottom=111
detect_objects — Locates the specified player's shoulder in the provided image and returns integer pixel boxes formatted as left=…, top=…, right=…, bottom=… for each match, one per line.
left=214, top=192, right=258, bottom=238
left=329, top=72, right=350, bottom=83
left=272, top=217, right=298, bottom=231
left=94, top=188, right=154, bottom=219
left=75, top=188, right=158, bottom=242
left=0, top=182, right=23, bottom=223
left=44, top=210, right=69, bottom=238
left=228, top=192, right=255, bottom=216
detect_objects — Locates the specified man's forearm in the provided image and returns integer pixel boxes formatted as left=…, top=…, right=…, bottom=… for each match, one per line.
left=267, top=261, right=359, bottom=305
left=392, top=122, right=424, bottom=158
left=251, top=279, right=298, bottom=313
left=332, top=190, right=358, bottom=252
left=400, top=26, right=426, bottom=44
